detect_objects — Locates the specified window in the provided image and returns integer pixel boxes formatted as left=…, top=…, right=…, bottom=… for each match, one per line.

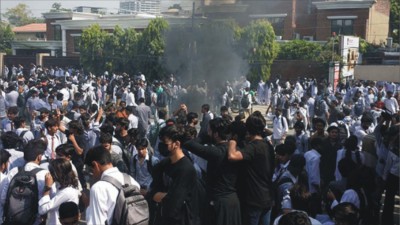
left=331, top=19, right=353, bottom=35
left=73, top=36, right=81, bottom=53
left=54, top=25, right=61, bottom=41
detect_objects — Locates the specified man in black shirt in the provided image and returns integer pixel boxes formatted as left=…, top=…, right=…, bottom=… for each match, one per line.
left=149, top=125, right=197, bottom=225
left=228, top=112, right=275, bottom=225
left=184, top=117, right=241, bottom=225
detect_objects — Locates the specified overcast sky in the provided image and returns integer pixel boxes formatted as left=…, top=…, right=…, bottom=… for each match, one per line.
left=1, top=0, right=195, bottom=17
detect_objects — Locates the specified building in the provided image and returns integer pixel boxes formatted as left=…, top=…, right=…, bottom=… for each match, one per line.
left=200, top=0, right=390, bottom=43
left=120, top=0, right=161, bottom=15
left=73, top=6, right=108, bottom=14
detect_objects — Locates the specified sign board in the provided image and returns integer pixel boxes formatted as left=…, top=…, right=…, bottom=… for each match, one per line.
left=329, top=62, right=340, bottom=91
left=340, top=36, right=360, bottom=77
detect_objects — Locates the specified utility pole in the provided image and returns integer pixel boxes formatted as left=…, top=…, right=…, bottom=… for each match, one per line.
left=189, top=2, right=195, bottom=84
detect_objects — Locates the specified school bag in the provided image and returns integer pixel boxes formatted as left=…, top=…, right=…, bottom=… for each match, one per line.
left=102, top=173, right=149, bottom=225
left=314, top=99, right=324, bottom=117
left=3, top=167, right=43, bottom=225
left=241, top=93, right=250, bottom=108
left=336, top=121, right=349, bottom=144
left=16, top=130, right=28, bottom=150
left=156, top=91, right=167, bottom=108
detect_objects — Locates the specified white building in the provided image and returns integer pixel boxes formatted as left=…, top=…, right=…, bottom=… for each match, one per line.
left=120, top=0, right=161, bottom=15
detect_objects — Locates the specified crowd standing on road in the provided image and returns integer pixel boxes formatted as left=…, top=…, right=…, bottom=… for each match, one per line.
left=0, top=63, right=399, bottom=225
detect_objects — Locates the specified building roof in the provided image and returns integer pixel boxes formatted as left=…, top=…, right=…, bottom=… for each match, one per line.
left=13, top=23, right=46, bottom=33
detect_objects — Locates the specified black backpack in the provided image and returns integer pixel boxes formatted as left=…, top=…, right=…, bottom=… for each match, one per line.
left=3, top=167, right=43, bottom=225
left=102, top=174, right=149, bottom=225
left=241, top=93, right=250, bottom=108
left=16, top=130, right=28, bottom=150
left=156, top=91, right=167, bottom=108
left=314, top=99, right=324, bottom=116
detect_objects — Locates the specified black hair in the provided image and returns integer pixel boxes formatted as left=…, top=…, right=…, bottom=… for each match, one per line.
left=245, top=114, right=266, bottom=136
left=158, top=109, right=167, bottom=120
left=138, top=98, right=145, bottom=103
left=45, top=118, right=59, bottom=129
left=284, top=136, right=297, bottom=155
left=0, top=150, right=11, bottom=166
left=7, top=106, right=18, bottom=115
left=23, top=139, right=46, bottom=162
left=209, top=117, right=231, bottom=140
left=100, top=122, right=115, bottom=135
left=135, top=138, right=149, bottom=149
left=338, top=158, right=357, bottom=178
left=332, top=202, right=360, bottom=225
left=13, top=116, right=26, bottom=128
left=68, top=120, right=84, bottom=135
left=278, top=211, right=312, bottom=225
left=344, top=135, right=359, bottom=163
left=84, top=145, right=112, bottom=167
left=186, top=112, right=198, bottom=123
left=49, top=158, right=78, bottom=189
left=310, top=137, right=323, bottom=150
left=99, top=132, right=113, bottom=144
left=55, top=144, right=76, bottom=158
left=59, top=202, right=79, bottom=220
left=201, top=104, right=210, bottom=112
left=159, top=125, right=185, bottom=143
left=116, top=118, right=130, bottom=130
left=294, top=121, right=305, bottom=130
left=1, top=131, right=22, bottom=149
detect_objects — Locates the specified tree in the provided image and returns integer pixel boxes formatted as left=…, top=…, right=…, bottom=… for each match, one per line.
left=80, top=24, right=109, bottom=75
left=239, top=20, right=279, bottom=83
left=390, top=0, right=399, bottom=44
left=3, top=4, right=39, bottom=26
left=0, top=23, right=15, bottom=54
left=278, top=40, right=322, bottom=60
left=168, top=4, right=182, bottom=10
left=137, top=18, right=169, bottom=80
left=49, top=2, right=71, bottom=12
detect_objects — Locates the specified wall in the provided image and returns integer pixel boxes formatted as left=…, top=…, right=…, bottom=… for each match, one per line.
left=271, top=60, right=327, bottom=81
left=367, top=0, right=390, bottom=44
left=316, top=8, right=369, bottom=41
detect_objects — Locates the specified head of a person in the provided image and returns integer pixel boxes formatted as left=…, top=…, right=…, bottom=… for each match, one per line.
left=284, top=136, right=297, bottom=153
left=158, top=125, right=185, bottom=157
left=220, top=106, right=229, bottom=116
left=327, top=125, right=340, bottom=140
left=278, top=211, right=312, bottom=225
left=68, top=120, right=84, bottom=135
left=119, top=101, right=126, bottom=108
left=275, top=108, right=282, bottom=117
left=360, top=114, right=373, bottom=130
left=245, top=114, right=266, bottom=137
left=48, top=95, right=55, bottom=105
left=387, top=91, right=393, bottom=97
left=79, top=105, right=87, bottom=114
left=1, top=131, right=22, bottom=149
left=7, top=106, right=18, bottom=120
left=344, top=135, right=358, bottom=151
left=186, top=112, right=198, bottom=126
left=100, top=122, right=114, bottom=136
left=287, top=154, right=306, bottom=177
left=332, top=202, right=360, bottom=225
left=23, top=139, right=46, bottom=163
left=294, top=121, right=305, bottom=134
left=313, top=118, right=326, bottom=133
left=157, top=109, right=167, bottom=120
left=45, top=118, right=59, bottom=135
left=0, top=150, right=11, bottom=173
left=310, top=137, right=323, bottom=152
left=338, top=158, right=357, bottom=178
left=49, top=158, right=78, bottom=188
left=84, top=145, right=112, bottom=180
left=115, top=118, right=129, bottom=132
left=275, top=144, right=293, bottom=164
left=138, top=98, right=145, bottom=104
left=55, top=144, right=75, bottom=160
left=201, top=104, right=210, bottom=113
left=13, top=116, right=26, bottom=129
left=208, top=117, right=231, bottom=143
left=135, top=138, right=149, bottom=159
left=99, top=132, right=113, bottom=152
left=58, top=202, right=80, bottom=225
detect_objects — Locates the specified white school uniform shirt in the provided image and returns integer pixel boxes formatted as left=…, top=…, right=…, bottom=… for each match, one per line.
left=0, top=162, right=49, bottom=225
left=304, top=149, right=321, bottom=194
left=0, top=172, right=7, bottom=224
left=331, top=189, right=360, bottom=209
left=86, top=167, right=140, bottom=225
left=126, top=92, right=137, bottom=107
left=273, top=116, right=288, bottom=139
left=334, top=149, right=377, bottom=181
left=45, top=134, right=62, bottom=160
left=38, top=186, right=80, bottom=225
left=128, top=113, right=139, bottom=129
left=384, top=97, right=399, bottom=114
left=15, top=127, right=35, bottom=144
left=3, top=148, right=25, bottom=173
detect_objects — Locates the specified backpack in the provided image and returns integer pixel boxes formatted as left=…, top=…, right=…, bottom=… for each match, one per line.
left=148, top=121, right=165, bottom=148
left=16, top=130, right=28, bottom=150
left=145, top=87, right=152, bottom=106
left=17, top=94, right=25, bottom=107
left=156, top=91, right=167, bottom=108
left=112, top=140, right=131, bottom=173
left=241, top=93, right=250, bottom=109
left=314, top=99, right=324, bottom=116
left=3, top=167, right=43, bottom=225
left=102, top=174, right=149, bottom=225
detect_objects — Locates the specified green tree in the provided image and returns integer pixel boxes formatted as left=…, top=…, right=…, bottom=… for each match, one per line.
left=278, top=40, right=322, bottom=60
left=50, top=2, right=71, bottom=12
left=80, top=24, right=109, bottom=75
left=0, top=23, right=15, bottom=54
left=240, top=20, right=279, bottom=83
left=137, top=18, right=169, bottom=80
left=390, top=0, right=399, bottom=43
left=3, top=4, right=39, bottom=26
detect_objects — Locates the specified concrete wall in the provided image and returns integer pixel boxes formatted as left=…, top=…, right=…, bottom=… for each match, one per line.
left=367, top=0, right=390, bottom=44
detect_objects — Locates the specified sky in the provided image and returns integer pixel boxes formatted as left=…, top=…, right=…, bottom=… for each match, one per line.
left=1, top=0, right=194, bottom=17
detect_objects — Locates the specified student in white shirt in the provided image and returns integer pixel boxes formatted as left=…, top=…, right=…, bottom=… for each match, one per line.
left=272, top=108, right=288, bottom=146
left=38, top=158, right=80, bottom=225
left=1, top=131, right=25, bottom=172
left=0, top=150, right=11, bottom=224
left=13, top=116, right=35, bottom=144
left=0, top=139, right=48, bottom=225
left=44, top=119, right=62, bottom=161
left=84, top=146, right=140, bottom=225
left=384, top=91, right=399, bottom=114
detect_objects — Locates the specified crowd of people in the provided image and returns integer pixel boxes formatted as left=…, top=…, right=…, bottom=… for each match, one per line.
left=0, top=63, right=398, bottom=225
